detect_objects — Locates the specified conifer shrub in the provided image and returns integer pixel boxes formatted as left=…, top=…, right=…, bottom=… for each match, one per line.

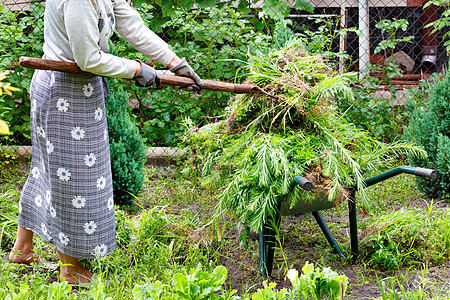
left=405, top=73, right=450, bottom=198
left=105, top=80, right=146, bottom=206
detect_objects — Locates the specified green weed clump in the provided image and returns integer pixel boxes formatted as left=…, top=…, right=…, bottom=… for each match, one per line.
left=359, top=205, right=450, bottom=270
left=405, top=73, right=450, bottom=198
left=183, top=38, right=426, bottom=233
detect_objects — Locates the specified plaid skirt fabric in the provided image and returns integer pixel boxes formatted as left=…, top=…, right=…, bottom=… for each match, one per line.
left=18, top=69, right=116, bottom=259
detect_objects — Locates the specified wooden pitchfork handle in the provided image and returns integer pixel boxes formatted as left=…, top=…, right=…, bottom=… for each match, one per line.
left=18, top=57, right=276, bottom=98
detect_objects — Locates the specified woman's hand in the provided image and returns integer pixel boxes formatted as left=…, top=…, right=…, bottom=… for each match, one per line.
left=169, top=58, right=204, bottom=91
left=134, top=60, right=160, bottom=87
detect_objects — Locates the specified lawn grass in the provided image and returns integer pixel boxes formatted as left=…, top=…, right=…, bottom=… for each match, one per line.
left=1, top=159, right=450, bottom=299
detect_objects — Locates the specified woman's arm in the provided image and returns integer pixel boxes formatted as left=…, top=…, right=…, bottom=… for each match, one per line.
left=113, top=0, right=177, bottom=67
left=63, top=0, right=138, bottom=79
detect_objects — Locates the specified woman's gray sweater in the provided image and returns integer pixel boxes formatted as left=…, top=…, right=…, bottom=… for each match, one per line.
left=43, top=0, right=176, bottom=79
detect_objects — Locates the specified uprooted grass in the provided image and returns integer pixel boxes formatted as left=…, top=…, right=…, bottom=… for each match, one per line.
left=183, top=39, right=426, bottom=234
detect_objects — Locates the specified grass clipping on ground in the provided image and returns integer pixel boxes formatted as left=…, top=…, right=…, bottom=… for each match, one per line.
left=184, top=40, right=425, bottom=232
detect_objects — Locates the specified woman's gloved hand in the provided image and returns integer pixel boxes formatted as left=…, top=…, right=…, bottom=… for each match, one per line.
left=134, top=60, right=161, bottom=87
left=170, top=59, right=204, bottom=91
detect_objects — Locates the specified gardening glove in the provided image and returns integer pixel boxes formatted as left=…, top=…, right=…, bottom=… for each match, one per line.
left=134, top=60, right=161, bottom=88
left=170, top=59, right=204, bottom=91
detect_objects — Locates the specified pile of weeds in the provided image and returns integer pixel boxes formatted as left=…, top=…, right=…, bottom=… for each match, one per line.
left=183, top=38, right=426, bottom=234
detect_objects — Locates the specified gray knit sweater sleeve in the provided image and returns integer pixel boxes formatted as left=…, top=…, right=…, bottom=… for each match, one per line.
left=113, top=0, right=176, bottom=67
left=43, top=0, right=175, bottom=79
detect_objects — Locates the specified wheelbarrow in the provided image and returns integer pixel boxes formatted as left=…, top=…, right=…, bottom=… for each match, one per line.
left=259, top=166, right=437, bottom=277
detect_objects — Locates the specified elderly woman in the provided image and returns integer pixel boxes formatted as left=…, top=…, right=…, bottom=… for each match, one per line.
left=8, top=0, right=202, bottom=284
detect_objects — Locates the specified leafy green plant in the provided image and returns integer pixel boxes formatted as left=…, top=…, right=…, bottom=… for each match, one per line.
left=0, top=3, right=44, bottom=142
left=340, top=19, right=414, bottom=142
left=286, top=262, right=348, bottom=300
left=115, top=3, right=274, bottom=147
left=171, top=265, right=229, bottom=300
left=131, top=0, right=313, bottom=29
left=424, top=0, right=450, bottom=55
left=251, top=281, right=289, bottom=299
left=131, top=262, right=346, bottom=300
left=0, top=283, right=30, bottom=300
left=297, top=17, right=360, bottom=63
left=405, top=73, right=450, bottom=198
left=111, top=4, right=321, bottom=148
left=132, top=280, right=168, bottom=300
left=373, top=19, right=414, bottom=58
left=0, top=281, right=78, bottom=300
left=0, top=71, right=20, bottom=135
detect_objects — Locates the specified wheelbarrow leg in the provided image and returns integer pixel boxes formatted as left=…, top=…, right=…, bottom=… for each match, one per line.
left=348, top=188, right=358, bottom=260
left=259, top=212, right=280, bottom=277
left=312, top=211, right=345, bottom=258
left=259, top=227, right=275, bottom=277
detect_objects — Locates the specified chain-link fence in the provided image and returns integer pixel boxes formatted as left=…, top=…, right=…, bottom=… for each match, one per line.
left=1, top=0, right=449, bottom=161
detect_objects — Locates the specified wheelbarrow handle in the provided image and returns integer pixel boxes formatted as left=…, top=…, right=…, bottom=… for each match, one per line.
left=413, top=167, right=437, bottom=179
left=18, top=56, right=277, bottom=98
left=291, top=176, right=313, bottom=191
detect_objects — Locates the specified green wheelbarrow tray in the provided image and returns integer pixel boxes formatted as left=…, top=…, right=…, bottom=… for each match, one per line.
left=259, top=166, right=438, bottom=277
left=280, top=188, right=334, bottom=216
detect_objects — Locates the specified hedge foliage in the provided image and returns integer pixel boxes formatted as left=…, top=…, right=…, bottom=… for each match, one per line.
left=405, top=73, right=450, bottom=198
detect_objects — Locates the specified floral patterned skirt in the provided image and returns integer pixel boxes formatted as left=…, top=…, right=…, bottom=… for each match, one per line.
left=18, top=69, right=116, bottom=259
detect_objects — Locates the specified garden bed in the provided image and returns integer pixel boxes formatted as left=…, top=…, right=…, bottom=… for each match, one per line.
left=139, top=165, right=450, bottom=299
left=1, top=162, right=450, bottom=299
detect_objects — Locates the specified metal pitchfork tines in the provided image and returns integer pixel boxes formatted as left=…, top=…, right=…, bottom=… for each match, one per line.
left=18, top=57, right=277, bottom=98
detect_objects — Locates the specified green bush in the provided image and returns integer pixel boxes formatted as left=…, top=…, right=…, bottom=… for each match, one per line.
left=0, top=3, right=44, bottom=142
left=105, top=80, right=146, bottom=206
left=405, top=73, right=450, bottom=198
left=111, top=3, right=273, bottom=147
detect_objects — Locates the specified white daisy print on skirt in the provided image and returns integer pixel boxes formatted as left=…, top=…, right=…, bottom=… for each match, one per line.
left=19, top=202, right=22, bottom=214
left=50, top=205, right=56, bottom=218
left=84, top=221, right=97, bottom=235
left=94, top=108, right=103, bottom=121
left=56, top=98, right=69, bottom=112
left=35, top=195, right=42, bottom=207
left=104, top=128, right=108, bottom=141
left=72, top=196, right=86, bottom=208
left=31, top=167, right=40, bottom=179
left=84, top=153, right=96, bottom=167
left=46, top=190, right=51, bottom=204
left=57, top=168, right=71, bottom=181
left=46, top=140, right=54, bottom=154
left=71, top=127, right=85, bottom=140
left=107, top=197, right=114, bottom=210
left=36, top=126, right=46, bottom=138
left=59, top=232, right=69, bottom=246
left=41, top=223, right=48, bottom=236
left=97, top=176, right=106, bottom=190
left=94, top=244, right=108, bottom=257
left=83, top=83, right=94, bottom=97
